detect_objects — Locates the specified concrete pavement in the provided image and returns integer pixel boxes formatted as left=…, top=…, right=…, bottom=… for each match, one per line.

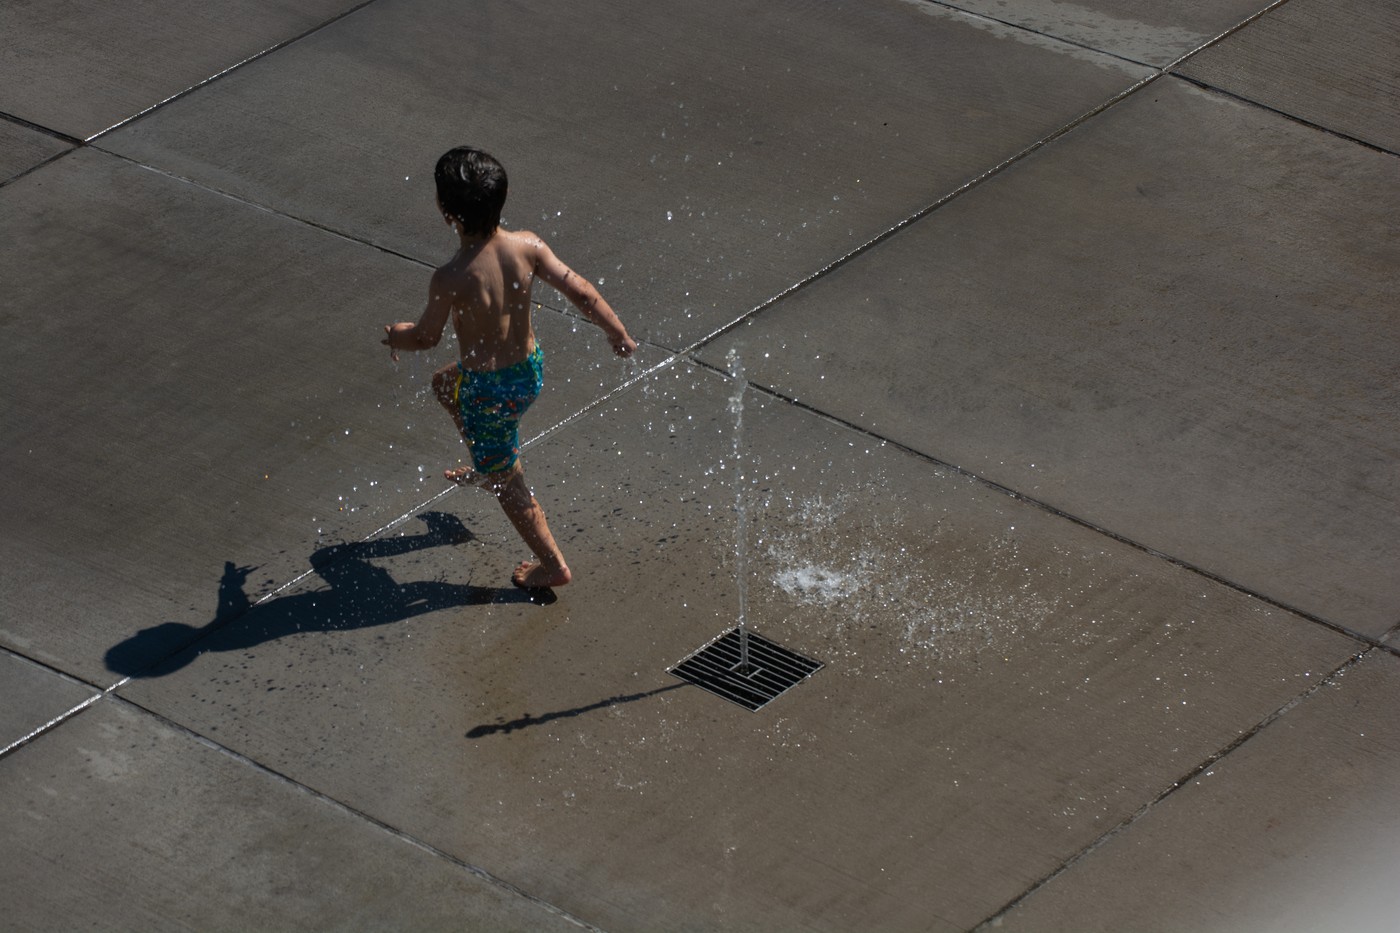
left=3, top=0, right=1397, bottom=929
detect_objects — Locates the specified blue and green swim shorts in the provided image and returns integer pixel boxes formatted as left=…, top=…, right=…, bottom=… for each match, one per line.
left=454, top=344, right=544, bottom=474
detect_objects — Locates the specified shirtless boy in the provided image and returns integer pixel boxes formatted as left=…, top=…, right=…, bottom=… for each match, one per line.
left=383, top=146, right=636, bottom=589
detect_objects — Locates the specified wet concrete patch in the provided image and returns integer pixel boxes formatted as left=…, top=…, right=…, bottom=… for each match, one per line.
left=1176, top=0, right=1400, bottom=153
left=931, top=0, right=1265, bottom=65
left=0, top=147, right=664, bottom=684
left=99, top=0, right=1150, bottom=349
left=0, top=697, right=587, bottom=932
left=0, top=0, right=365, bottom=140
left=119, top=360, right=1360, bottom=931
left=993, top=649, right=1400, bottom=931
left=704, top=76, right=1400, bottom=636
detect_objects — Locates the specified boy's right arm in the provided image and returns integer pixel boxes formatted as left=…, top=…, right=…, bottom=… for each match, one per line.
left=383, top=268, right=453, bottom=361
left=533, top=238, right=637, bottom=358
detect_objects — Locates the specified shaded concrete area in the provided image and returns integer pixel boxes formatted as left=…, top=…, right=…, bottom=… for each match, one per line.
left=3, top=0, right=1397, bottom=930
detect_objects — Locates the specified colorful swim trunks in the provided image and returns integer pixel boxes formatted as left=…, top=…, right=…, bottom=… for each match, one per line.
left=454, top=344, right=544, bottom=474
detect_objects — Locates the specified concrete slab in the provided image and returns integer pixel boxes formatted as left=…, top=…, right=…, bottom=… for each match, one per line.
left=703, top=76, right=1400, bottom=636
left=992, top=649, right=1400, bottom=932
left=1176, top=0, right=1400, bottom=154
left=118, top=360, right=1360, bottom=931
left=938, top=0, right=1270, bottom=65
left=0, top=650, right=98, bottom=752
left=0, top=0, right=364, bottom=140
left=0, top=147, right=663, bottom=684
left=98, top=0, right=1152, bottom=348
left=0, top=696, right=587, bottom=931
left=0, top=119, right=71, bottom=184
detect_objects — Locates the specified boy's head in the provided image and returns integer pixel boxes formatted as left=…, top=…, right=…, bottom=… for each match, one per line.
left=434, top=146, right=508, bottom=237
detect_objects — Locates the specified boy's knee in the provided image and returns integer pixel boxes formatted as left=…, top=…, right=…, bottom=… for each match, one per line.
left=483, top=462, right=524, bottom=495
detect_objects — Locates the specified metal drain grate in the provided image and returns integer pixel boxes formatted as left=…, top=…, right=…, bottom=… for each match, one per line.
left=668, top=628, right=823, bottom=711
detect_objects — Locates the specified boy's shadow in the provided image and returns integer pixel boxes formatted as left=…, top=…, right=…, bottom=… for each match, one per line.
left=106, top=511, right=549, bottom=678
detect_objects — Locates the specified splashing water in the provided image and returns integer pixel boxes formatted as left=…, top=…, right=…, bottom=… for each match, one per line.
left=759, top=485, right=1064, bottom=673
left=726, top=348, right=751, bottom=672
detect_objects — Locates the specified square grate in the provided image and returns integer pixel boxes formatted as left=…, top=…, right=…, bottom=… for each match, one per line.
left=668, top=627, right=823, bottom=711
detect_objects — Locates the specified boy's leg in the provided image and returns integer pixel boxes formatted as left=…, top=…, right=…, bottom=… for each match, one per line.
left=433, top=363, right=483, bottom=485
left=431, top=363, right=465, bottom=434
left=487, top=465, right=572, bottom=589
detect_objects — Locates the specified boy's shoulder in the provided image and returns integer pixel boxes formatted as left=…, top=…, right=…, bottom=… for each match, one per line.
left=496, top=228, right=546, bottom=252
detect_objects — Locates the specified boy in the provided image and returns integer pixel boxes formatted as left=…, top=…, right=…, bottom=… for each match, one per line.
left=384, top=146, right=636, bottom=589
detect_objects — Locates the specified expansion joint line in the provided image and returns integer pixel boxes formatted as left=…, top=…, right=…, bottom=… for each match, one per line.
left=107, top=694, right=607, bottom=932
left=1, top=0, right=386, bottom=191
left=1171, top=73, right=1400, bottom=159
left=0, top=483, right=461, bottom=764
left=684, top=0, right=1301, bottom=357
left=971, top=642, right=1374, bottom=931
left=84, top=0, right=386, bottom=143
left=735, top=374, right=1385, bottom=651
left=0, top=678, right=110, bottom=761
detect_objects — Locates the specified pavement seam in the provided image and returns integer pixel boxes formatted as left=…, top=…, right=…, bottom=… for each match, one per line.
left=0, top=111, right=85, bottom=189
left=95, top=694, right=610, bottom=931
left=88, top=145, right=437, bottom=267
left=0, top=691, right=107, bottom=761
left=1, top=1, right=1384, bottom=926
left=0, top=112, right=79, bottom=189
left=969, top=642, right=1376, bottom=931
left=82, top=0, right=387, bottom=144
left=1167, top=73, right=1400, bottom=159
left=710, top=371, right=1393, bottom=652
left=0, top=110, right=83, bottom=146
left=683, top=0, right=1302, bottom=358
left=0, top=648, right=119, bottom=759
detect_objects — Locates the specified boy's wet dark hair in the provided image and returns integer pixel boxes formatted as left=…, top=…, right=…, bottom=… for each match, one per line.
left=435, top=146, right=508, bottom=237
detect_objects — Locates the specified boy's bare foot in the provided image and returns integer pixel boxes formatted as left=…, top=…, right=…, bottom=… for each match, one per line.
left=512, top=560, right=572, bottom=590
left=444, top=465, right=486, bottom=487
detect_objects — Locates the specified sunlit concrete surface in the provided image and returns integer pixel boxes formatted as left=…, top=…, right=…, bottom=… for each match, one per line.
left=113, top=367, right=1361, bottom=930
left=0, top=0, right=368, bottom=140
left=2, top=698, right=587, bottom=932
left=0, top=146, right=665, bottom=684
left=1175, top=0, right=1400, bottom=152
left=0, top=651, right=97, bottom=752
left=95, top=0, right=1152, bottom=348
left=3, top=0, right=1397, bottom=929
left=703, top=76, right=1400, bottom=635
left=935, top=0, right=1271, bottom=65
left=994, top=651, right=1400, bottom=933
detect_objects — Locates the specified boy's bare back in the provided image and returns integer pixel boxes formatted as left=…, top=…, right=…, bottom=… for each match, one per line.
left=401, top=228, right=633, bottom=372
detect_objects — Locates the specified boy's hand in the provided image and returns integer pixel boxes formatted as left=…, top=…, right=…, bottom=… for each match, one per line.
left=611, top=335, right=638, bottom=358
left=383, top=324, right=400, bottom=362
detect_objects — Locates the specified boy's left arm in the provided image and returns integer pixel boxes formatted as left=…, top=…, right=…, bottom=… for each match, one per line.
left=533, top=238, right=636, bottom=357
left=383, top=269, right=452, bottom=360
